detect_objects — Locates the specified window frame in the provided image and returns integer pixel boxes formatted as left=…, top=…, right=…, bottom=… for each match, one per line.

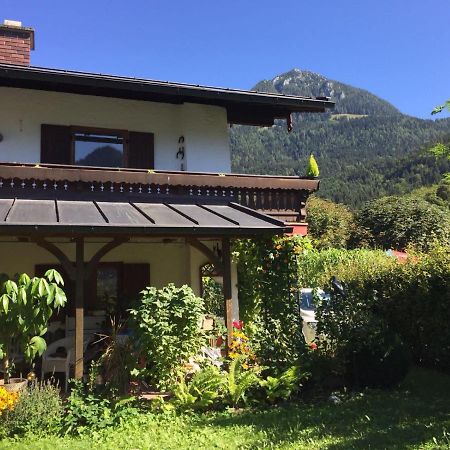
left=70, top=126, right=130, bottom=168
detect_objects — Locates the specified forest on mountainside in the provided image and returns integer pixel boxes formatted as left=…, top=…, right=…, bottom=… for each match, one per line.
left=230, top=69, right=450, bottom=208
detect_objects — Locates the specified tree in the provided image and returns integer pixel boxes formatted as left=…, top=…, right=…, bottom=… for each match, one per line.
left=306, top=154, right=320, bottom=177
left=0, top=270, right=67, bottom=383
left=430, top=100, right=450, bottom=180
left=307, top=197, right=354, bottom=248
left=351, top=195, right=450, bottom=251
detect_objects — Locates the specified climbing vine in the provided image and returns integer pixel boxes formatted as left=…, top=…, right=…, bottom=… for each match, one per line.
left=233, top=235, right=313, bottom=373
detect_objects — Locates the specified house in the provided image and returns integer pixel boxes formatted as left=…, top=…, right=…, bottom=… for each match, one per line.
left=0, top=20, right=334, bottom=379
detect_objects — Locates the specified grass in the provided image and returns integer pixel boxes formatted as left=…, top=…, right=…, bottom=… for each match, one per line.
left=1, top=368, right=449, bottom=449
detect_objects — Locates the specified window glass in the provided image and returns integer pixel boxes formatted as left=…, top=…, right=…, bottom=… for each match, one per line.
left=74, top=132, right=124, bottom=167
left=97, top=265, right=119, bottom=314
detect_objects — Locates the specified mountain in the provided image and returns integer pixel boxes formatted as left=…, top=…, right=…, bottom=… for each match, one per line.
left=230, top=69, right=450, bottom=208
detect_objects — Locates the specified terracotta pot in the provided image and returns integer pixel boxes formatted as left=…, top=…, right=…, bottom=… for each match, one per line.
left=0, top=378, right=27, bottom=392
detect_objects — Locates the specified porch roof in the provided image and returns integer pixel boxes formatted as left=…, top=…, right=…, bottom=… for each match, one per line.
left=0, top=197, right=289, bottom=237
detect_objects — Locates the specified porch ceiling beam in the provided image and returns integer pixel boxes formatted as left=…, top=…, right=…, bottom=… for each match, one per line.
left=34, top=238, right=76, bottom=280
left=84, top=237, right=128, bottom=280
left=186, top=237, right=224, bottom=275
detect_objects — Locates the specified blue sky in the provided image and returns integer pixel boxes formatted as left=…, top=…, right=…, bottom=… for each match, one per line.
left=2, top=0, right=449, bottom=118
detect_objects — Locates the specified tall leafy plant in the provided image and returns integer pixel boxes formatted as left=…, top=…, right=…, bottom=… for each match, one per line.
left=234, top=236, right=311, bottom=373
left=0, top=270, right=67, bottom=383
left=129, top=284, right=206, bottom=389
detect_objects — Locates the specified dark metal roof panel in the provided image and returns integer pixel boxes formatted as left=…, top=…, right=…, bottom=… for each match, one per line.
left=0, top=199, right=14, bottom=221
left=205, top=204, right=278, bottom=227
left=168, top=204, right=235, bottom=227
left=133, top=203, right=193, bottom=227
left=7, top=199, right=57, bottom=224
left=0, top=198, right=288, bottom=236
left=96, top=202, right=151, bottom=225
left=57, top=200, right=106, bottom=225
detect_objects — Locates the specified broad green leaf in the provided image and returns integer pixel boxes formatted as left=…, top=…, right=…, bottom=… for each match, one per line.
left=38, top=278, right=49, bottom=297
left=5, top=280, right=18, bottom=295
left=19, top=287, right=27, bottom=304
left=18, top=273, right=31, bottom=285
left=1, top=294, right=9, bottom=313
left=46, top=284, right=56, bottom=305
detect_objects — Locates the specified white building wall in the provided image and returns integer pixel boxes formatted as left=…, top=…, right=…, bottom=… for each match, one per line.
left=0, top=87, right=231, bottom=173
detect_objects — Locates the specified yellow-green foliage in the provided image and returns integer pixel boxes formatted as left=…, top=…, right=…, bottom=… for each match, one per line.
left=306, top=154, right=320, bottom=177
left=297, top=247, right=395, bottom=288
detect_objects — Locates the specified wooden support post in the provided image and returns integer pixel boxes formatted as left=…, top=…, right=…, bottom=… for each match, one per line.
left=74, top=237, right=85, bottom=380
left=222, top=237, right=233, bottom=352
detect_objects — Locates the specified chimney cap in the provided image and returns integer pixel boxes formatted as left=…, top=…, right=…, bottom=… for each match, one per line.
left=3, top=19, right=22, bottom=27
left=0, top=20, right=35, bottom=50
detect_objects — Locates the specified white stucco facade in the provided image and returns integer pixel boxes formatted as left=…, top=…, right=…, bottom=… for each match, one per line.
left=0, top=87, right=231, bottom=172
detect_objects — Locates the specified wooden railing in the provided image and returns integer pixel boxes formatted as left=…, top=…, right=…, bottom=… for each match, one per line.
left=0, top=163, right=317, bottom=222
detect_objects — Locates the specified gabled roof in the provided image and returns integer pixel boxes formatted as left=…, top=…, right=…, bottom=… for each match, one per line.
left=0, top=63, right=334, bottom=126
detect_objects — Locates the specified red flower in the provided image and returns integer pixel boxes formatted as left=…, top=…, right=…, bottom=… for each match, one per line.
left=233, top=320, right=244, bottom=330
left=309, top=342, right=318, bottom=350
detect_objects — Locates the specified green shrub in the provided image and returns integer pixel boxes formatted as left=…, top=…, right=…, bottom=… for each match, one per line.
left=348, top=330, right=412, bottom=388
left=63, top=379, right=139, bottom=435
left=351, top=195, right=450, bottom=250
left=3, top=380, right=63, bottom=437
left=316, top=244, right=450, bottom=376
left=260, top=366, right=307, bottom=403
left=307, top=197, right=354, bottom=249
left=129, top=284, right=206, bottom=389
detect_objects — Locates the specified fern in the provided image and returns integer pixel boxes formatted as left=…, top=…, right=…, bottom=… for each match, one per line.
left=172, top=366, right=224, bottom=411
left=227, top=356, right=260, bottom=408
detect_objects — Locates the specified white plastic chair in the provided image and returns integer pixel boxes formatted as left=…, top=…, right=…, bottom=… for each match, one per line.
left=41, top=337, right=90, bottom=391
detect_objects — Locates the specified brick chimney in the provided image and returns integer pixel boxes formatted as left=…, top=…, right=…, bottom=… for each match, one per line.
left=0, top=20, right=34, bottom=66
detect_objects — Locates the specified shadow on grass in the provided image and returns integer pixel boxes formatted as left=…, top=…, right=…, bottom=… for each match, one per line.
left=196, top=368, right=450, bottom=449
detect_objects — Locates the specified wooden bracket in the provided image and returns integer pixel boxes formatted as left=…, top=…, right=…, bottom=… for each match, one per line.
left=34, top=238, right=76, bottom=280
left=84, top=237, right=128, bottom=280
left=186, top=237, right=223, bottom=275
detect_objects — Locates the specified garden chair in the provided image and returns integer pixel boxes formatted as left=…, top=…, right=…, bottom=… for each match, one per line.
left=41, top=337, right=90, bottom=391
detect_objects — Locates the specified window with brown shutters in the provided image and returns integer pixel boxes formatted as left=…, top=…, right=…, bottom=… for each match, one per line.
left=40, top=125, right=154, bottom=170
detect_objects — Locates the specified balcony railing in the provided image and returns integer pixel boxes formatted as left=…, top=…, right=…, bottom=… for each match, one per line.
left=0, top=162, right=319, bottom=223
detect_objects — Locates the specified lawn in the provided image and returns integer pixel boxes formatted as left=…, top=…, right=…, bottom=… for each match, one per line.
left=1, top=368, right=449, bottom=450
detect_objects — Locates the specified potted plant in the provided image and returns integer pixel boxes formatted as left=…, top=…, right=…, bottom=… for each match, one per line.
left=0, top=269, right=67, bottom=391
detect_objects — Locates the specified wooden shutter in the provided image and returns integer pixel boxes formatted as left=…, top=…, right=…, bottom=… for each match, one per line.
left=41, top=124, right=72, bottom=164
left=121, top=263, right=150, bottom=310
left=128, top=132, right=154, bottom=169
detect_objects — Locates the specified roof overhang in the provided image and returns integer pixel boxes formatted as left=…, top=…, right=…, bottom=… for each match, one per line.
left=0, top=198, right=291, bottom=238
left=0, top=64, right=335, bottom=127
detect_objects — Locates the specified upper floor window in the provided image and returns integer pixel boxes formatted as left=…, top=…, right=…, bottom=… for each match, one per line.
left=73, top=130, right=125, bottom=168
left=41, top=124, right=154, bottom=170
